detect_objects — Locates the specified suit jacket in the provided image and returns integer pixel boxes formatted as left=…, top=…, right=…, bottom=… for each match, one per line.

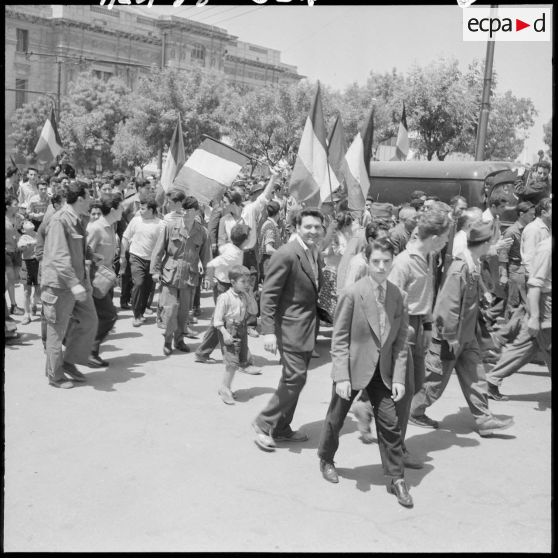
left=331, top=276, right=409, bottom=391
left=260, top=239, right=323, bottom=353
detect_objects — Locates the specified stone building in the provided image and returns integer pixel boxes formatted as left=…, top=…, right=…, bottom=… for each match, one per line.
left=4, top=4, right=303, bottom=164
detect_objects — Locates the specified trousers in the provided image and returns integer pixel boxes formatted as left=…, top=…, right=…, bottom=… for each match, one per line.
left=410, top=337, right=492, bottom=425
left=130, top=254, right=153, bottom=319
left=487, top=322, right=551, bottom=386
left=42, top=286, right=98, bottom=381
left=91, top=289, right=117, bottom=354
left=254, top=349, right=312, bottom=438
left=195, top=280, right=231, bottom=359
left=160, top=284, right=195, bottom=345
left=318, top=368, right=404, bottom=482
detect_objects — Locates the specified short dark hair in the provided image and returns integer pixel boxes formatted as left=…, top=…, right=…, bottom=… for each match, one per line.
left=134, top=177, right=149, bottom=190
left=229, top=191, right=243, bottom=205
left=516, top=201, right=534, bottom=216
left=98, top=193, right=122, bottom=216
left=416, top=210, right=450, bottom=239
left=335, top=211, right=353, bottom=230
left=89, top=200, right=102, bottom=213
left=51, top=193, right=63, bottom=207
left=230, top=223, right=250, bottom=247
left=538, top=160, right=551, bottom=171
left=228, top=265, right=251, bottom=283
left=426, top=195, right=440, bottom=202
left=139, top=193, right=158, bottom=213
left=167, top=189, right=186, bottom=205
left=27, top=167, right=38, bottom=173
left=182, top=196, right=199, bottom=211
left=266, top=201, right=281, bottom=218
left=295, top=207, right=324, bottom=226
left=410, top=190, right=426, bottom=200
left=65, top=182, right=88, bottom=205
left=365, top=237, right=394, bottom=260
left=535, top=197, right=551, bottom=217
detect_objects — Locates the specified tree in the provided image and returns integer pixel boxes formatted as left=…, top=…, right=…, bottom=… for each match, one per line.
left=482, top=91, right=537, bottom=160
left=113, top=66, right=230, bottom=169
left=111, top=121, right=152, bottom=171
left=405, top=58, right=477, bottom=160
left=59, top=72, right=130, bottom=171
left=543, top=118, right=552, bottom=158
left=9, top=95, right=70, bottom=161
left=224, top=80, right=315, bottom=170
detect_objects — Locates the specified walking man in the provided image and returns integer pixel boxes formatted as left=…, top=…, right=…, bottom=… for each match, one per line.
left=317, top=238, right=413, bottom=508
left=252, top=208, right=324, bottom=451
left=40, top=182, right=98, bottom=388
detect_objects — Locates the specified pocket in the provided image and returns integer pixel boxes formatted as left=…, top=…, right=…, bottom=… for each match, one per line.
left=40, top=291, right=58, bottom=323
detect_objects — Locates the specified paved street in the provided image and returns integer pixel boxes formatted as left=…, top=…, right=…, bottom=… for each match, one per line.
left=4, top=286, right=551, bottom=552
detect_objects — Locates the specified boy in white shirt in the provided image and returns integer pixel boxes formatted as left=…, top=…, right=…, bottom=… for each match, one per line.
left=214, top=265, right=259, bottom=405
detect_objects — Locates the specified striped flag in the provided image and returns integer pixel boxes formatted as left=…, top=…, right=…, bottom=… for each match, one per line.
left=173, top=136, right=250, bottom=204
left=160, top=114, right=186, bottom=192
left=33, top=107, right=63, bottom=164
left=392, top=103, right=409, bottom=161
left=289, top=82, right=339, bottom=207
left=327, top=115, right=348, bottom=190
left=344, top=111, right=372, bottom=211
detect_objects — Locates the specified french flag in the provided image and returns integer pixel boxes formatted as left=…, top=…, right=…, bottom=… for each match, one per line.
left=173, top=136, right=250, bottom=204
left=33, top=108, right=63, bottom=164
left=288, top=82, right=339, bottom=207
left=392, top=103, right=409, bottom=161
left=160, top=114, right=186, bottom=193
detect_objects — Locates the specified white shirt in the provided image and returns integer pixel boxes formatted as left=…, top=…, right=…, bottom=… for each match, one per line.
left=452, top=229, right=468, bottom=259
left=521, top=217, right=551, bottom=276
left=240, top=192, right=270, bottom=250
left=482, top=208, right=494, bottom=223
left=123, top=215, right=162, bottom=259
left=207, top=243, right=244, bottom=283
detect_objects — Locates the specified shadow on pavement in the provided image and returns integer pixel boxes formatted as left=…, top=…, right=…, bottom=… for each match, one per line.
left=106, top=331, right=142, bottom=341
left=78, top=352, right=167, bottom=392
left=233, top=386, right=276, bottom=403
left=506, top=390, right=551, bottom=411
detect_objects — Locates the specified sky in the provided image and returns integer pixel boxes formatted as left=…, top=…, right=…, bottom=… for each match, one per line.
left=140, top=3, right=553, bottom=163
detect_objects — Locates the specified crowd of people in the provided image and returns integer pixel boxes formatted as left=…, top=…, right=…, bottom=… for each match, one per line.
left=4, top=157, right=552, bottom=509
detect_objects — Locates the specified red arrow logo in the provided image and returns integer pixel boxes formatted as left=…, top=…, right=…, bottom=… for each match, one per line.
left=516, top=19, right=530, bottom=31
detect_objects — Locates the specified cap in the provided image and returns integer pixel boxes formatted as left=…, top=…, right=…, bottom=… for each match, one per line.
left=468, top=220, right=493, bottom=245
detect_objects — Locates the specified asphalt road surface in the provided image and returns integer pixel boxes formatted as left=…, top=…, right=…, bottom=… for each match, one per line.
left=3, top=286, right=551, bottom=552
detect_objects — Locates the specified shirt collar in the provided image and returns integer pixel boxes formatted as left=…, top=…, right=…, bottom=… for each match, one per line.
left=66, top=204, right=81, bottom=223
left=98, top=215, right=111, bottom=229
left=405, top=240, right=429, bottom=262
left=535, top=217, right=549, bottom=231
left=368, top=275, right=387, bottom=292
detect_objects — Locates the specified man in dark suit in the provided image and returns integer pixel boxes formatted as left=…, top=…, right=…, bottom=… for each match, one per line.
left=252, top=207, right=324, bottom=451
left=317, top=238, right=414, bottom=508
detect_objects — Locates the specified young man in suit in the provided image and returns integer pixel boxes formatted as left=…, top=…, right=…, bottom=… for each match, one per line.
left=317, top=238, right=414, bottom=508
left=252, top=207, right=324, bottom=451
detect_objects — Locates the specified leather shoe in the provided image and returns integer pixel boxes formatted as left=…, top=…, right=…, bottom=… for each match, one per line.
left=252, top=422, right=276, bottom=452
left=62, top=362, right=86, bottom=381
left=183, top=327, right=199, bottom=339
left=477, top=416, right=514, bottom=437
left=274, top=430, right=308, bottom=443
left=320, top=459, right=339, bottom=483
left=194, top=355, right=218, bottom=364
left=87, top=354, right=109, bottom=367
left=120, top=303, right=131, bottom=310
left=487, top=383, right=509, bottom=401
left=387, top=479, right=413, bottom=508
left=218, top=388, right=235, bottom=405
left=174, top=341, right=191, bottom=353
left=409, top=414, right=439, bottom=429
left=402, top=451, right=423, bottom=470
left=49, top=378, right=76, bottom=389
left=239, top=365, right=262, bottom=375
left=163, top=343, right=173, bottom=356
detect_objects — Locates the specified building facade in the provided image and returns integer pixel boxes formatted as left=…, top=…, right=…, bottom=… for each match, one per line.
left=4, top=5, right=303, bottom=164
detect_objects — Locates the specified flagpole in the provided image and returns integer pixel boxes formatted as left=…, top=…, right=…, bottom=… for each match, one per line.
left=201, top=134, right=256, bottom=163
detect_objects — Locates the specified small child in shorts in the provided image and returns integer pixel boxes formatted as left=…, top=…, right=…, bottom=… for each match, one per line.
left=213, top=265, right=259, bottom=405
left=17, top=220, right=40, bottom=325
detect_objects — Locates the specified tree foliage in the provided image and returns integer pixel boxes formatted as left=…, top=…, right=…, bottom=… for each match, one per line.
left=543, top=118, right=552, bottom=158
